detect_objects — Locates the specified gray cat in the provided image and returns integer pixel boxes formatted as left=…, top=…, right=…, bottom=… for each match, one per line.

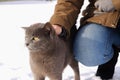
left=23, top=22, right=80, bottom=80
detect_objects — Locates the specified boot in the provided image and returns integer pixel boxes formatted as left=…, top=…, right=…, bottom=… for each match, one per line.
left=96, top=46, right=119, bottom=80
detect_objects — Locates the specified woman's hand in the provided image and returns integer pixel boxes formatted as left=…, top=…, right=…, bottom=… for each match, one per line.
left=52, top=25, right=62, bottom=35
left=52, top=24, right=67, bottom=39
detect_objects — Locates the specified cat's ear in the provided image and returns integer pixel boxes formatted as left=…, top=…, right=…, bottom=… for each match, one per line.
left=21, top=27, right=28, bottom=30
left=44, top=22, right=56, bottom=39
left=44, top=22, right=53, bottom=31
left=44, top=22, right=55, bottom=34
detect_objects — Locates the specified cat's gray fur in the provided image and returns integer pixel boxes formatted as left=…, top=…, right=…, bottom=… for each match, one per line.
left=23, top=22, right=80, bottom=80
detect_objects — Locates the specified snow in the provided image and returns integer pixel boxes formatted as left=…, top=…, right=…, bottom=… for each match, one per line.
left=0, top=1, right=120, bottom=80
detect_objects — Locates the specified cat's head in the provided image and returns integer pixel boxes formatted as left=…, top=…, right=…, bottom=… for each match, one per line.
left=23, top=22, right=56, bottom=52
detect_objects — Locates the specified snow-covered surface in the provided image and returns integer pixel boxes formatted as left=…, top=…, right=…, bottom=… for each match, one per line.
left=0, top=1, right=120, bottom=80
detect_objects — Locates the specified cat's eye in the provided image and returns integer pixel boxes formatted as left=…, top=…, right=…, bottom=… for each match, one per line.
left=32, top=37, right=40, bottom=41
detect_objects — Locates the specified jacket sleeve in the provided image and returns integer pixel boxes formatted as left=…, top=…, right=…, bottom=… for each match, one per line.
left=50, top=0, right=84, bottom=34
left=112, top=0, right=120, bottom=11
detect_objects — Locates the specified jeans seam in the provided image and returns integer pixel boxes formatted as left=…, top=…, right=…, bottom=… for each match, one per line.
left=104, top=29, right=112, bottom=57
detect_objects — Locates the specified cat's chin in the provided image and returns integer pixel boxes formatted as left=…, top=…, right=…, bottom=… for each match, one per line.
left=27, top=46, right=38, bottom=51
left=29, top=49, right=40, bottom=53
left=27, top=47, right=37, bottom=52
left=28, top=48, right=44, bottom=53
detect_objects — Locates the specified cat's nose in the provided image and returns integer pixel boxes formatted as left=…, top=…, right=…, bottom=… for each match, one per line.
left=26, top=43, right=29, bottom=46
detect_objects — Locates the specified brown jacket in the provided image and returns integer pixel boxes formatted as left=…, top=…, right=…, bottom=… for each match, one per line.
left=50, top=0, right=120, bottom=34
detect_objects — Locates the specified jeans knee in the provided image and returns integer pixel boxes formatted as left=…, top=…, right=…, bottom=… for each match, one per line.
left=73, top=23, right=114, bottom=66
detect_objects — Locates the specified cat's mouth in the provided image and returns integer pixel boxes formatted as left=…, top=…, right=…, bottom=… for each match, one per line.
left=26, top=44, right=34, bottom=50
left=27, top=45, right=43, bottom=52
left=27, top=46, right=36, bottom=51
left=27, top=47, right=40, bottom=52
left=25, top=43, right=35, bottom=50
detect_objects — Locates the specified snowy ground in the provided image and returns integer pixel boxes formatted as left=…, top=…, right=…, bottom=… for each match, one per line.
left=0, top=1, right=120, bottom=80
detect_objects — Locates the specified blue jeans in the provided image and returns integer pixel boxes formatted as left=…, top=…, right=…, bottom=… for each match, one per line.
left=73, top=23, right=120, bottom=66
